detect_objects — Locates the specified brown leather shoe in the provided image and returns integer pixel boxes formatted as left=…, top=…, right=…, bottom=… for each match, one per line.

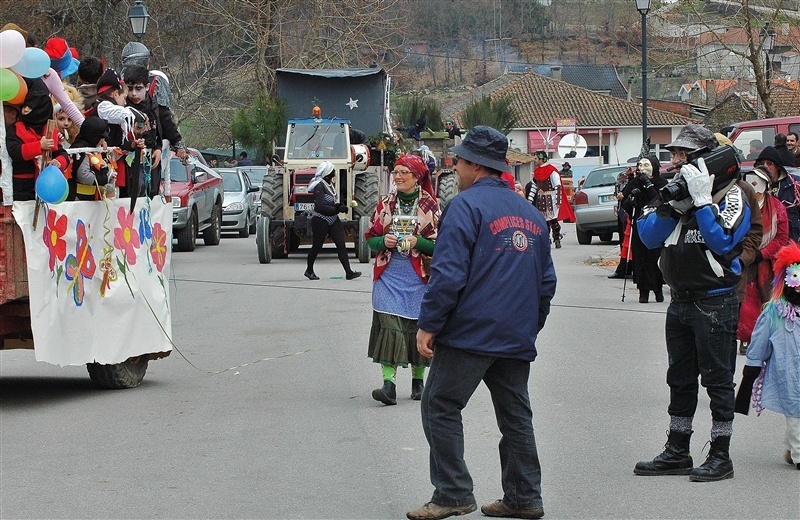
left=481, top=499, right=544, bottom=519
left=406, top=501, right=477, bottom=520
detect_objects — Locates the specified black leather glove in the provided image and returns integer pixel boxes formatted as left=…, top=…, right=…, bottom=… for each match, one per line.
left=337, top=203, right=348, bottom=213
left=637, top=173, right=653, bottom=189
left=734, top=365, right=762, bottom=415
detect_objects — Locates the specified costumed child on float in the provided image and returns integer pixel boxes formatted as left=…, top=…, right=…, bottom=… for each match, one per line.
left=735, top=241, right=800, bottom=471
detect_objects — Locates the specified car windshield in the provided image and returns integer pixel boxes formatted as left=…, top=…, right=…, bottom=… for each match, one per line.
left=221, top=171, right=242, bottom=192
left=582, top=167, right=627, bottom=189
left=169, top=158, right=188, bottom=182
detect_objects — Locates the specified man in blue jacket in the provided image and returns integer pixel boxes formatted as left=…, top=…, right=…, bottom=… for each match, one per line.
left=635, top=124, right=752, bottom=483
left=407, top=126, right=556, bottom=520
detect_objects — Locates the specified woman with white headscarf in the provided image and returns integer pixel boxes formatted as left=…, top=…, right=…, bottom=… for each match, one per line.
left=304, top=161, right=361, bottom=281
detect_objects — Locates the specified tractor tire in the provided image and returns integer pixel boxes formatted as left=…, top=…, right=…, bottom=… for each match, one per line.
left=175, top=209, right=197, bottom=252
left=437, top=172, right=458, bottom=211
left=86, top=356, right=149, bottom=389
left=358, top=217, right=371, bottom=264
left=353, top=171, right=379, bottom=220
left=256, top=216, right=272, bottom=264
left=576, top=227, right=592, bottom=245
left=238, top=211, right=251, bottom=238
left=261, top=172, right=284, bottom=220
left=271, top=224, right=289, bottom=259
left=203, top=201, right=222, bottom=245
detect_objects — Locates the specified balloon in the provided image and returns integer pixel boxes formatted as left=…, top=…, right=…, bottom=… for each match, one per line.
left=0, top=68, right=20, bottom=101
left=0, top=30, right=25, bottom=68
left=54, top=180, right=70, bottom=204
left=6, top=70, right=26, bottom=105
left=35, top=166, right=69, bottom=204
left=11, top=47, right=51, bottom=79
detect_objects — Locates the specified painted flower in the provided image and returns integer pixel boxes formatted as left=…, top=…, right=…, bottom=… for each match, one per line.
left=42, top=209, right=67, bottom=271
left=64, top=220, right=96, bottom=306
left=149, top=222, right=168, bottom=272
left=113, top=206, right=140, bottom=264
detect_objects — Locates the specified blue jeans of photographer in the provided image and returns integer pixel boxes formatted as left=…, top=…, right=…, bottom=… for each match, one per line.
left=421, top=344, right=543, bottom=509
left=665, top=291, right=739, bottom=423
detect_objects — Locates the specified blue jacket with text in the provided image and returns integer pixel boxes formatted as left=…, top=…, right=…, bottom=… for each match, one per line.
left=418, top=176, right=557, bottom=362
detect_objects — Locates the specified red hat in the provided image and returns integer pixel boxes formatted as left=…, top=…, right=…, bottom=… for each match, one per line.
left=44, top=37, right=79, bottom=77
left=395, top=154, right=434, bottom=197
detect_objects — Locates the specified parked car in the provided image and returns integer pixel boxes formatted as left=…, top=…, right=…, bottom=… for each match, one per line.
left=217, top=168, right=259, bottom=237
left=573, top=164, right=632, bottom=245
left=237, top=166, right=267, bottom=201
left=170, top=156, right=224, bottom=252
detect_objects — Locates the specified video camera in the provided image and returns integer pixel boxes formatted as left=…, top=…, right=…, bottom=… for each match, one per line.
left=659, top=145, right=740, bottom=203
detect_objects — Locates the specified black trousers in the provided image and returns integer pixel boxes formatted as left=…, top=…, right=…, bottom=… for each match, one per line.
left=307, top=216, right=353, bottom=275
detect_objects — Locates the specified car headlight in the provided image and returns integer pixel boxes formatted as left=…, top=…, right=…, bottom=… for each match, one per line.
left=225, top=202, right=244, bottom=211
left=172, top=197, right=183, bottom=208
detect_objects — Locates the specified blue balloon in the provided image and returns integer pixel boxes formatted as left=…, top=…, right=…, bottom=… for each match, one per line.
left=35, top=165, right=69, bottom=204
left=11, top=47, right=51, bottom=79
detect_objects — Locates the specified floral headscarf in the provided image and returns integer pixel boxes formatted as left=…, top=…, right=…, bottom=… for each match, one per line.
left=394, top=154, right=434, bottom=198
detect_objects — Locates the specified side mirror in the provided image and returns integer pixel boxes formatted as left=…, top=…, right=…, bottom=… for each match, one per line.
left=248, top=186, right=259, bottom=193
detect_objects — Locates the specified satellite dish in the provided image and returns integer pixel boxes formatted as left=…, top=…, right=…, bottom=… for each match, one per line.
left=557, top=133, right=587, bottom=158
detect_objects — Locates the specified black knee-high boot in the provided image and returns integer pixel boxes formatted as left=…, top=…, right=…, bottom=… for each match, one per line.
left=551, top=221, right=562, bottom=248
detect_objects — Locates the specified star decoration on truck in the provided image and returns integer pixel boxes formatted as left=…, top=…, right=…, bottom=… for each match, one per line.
left=346, top=98, right=359, bottom=110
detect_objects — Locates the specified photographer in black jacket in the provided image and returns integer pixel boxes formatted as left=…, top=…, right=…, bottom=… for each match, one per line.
left=635, top=124, right=753, bottom=482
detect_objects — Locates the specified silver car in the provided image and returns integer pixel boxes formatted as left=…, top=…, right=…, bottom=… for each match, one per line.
left=573, top=164, right=632, bottom=245
left=217, top=168, right=259, bottom=238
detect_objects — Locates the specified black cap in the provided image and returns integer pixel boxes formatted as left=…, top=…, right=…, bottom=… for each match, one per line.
left=450, top=126, right=508, bottom=172
left=756, top=146, right=787, bottom=171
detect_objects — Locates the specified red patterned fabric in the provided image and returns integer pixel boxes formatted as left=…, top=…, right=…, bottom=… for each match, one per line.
left=365, top=188, right=440, bottom=281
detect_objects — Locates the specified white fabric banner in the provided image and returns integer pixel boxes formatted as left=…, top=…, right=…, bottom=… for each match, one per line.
left=12, top=198, right=173, bottom=366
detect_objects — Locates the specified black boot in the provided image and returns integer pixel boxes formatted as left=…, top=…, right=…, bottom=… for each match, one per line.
left=608, top=259, right=629, bottom=279
left=634, top=430, right=694, bottom=475
left=655, top=287, right=664, bottom=303
left=411, top=379, right=424, bottom=400
left=639, top=289, right=649, bottom=304
left=552, top=221, right=562, bottom=248
left=690, top=436, right=734, bottom=482
left=304, top=270, right=319, bottom=280
left=371, top=380, right=397, bottom=406
left=346, top=271, right=362, bottom=280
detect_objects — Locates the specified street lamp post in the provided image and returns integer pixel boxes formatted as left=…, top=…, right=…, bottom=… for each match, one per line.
left=761, top=24, right=775, bottom=83
left=128, top=0, right=150, bottom=43
left=636, top=0, right=652, bottom=154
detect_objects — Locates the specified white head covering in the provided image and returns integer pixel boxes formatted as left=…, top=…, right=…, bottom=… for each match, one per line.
left=307, top=161, right=334, bottom=191
left=745, top=167, right=770, bottom=194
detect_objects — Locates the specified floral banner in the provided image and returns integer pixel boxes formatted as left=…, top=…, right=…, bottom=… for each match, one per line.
left=12, top=198, right=173, bottom=366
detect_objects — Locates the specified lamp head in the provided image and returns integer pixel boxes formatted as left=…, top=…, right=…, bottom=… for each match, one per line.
left=128, top=0, right=150, bottom=39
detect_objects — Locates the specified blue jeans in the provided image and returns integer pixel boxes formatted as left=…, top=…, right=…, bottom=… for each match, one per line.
left=665, top=292, right=738, bottom=423
left=421, top=344, right=543, bottom=509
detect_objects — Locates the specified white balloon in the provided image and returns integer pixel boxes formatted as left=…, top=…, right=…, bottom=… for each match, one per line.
left=0, top=30, right=26, bottom=68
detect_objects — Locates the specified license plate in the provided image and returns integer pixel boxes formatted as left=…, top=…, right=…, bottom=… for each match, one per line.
left=599, top=194, right=615, bottom=203
left=295, top=203, right=314, bottom=212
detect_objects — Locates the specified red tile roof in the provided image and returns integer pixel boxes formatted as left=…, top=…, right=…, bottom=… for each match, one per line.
left=444, top=72, right=691, bottom=129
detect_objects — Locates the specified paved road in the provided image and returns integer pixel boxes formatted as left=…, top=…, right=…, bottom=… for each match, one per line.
left=1, top=223, right=798, bottom=519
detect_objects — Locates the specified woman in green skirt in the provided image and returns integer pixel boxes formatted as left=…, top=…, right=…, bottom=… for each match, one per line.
left=364, top=154, right=441, bottom=405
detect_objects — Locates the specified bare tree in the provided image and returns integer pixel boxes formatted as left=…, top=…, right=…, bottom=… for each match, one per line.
left=671, top=0, right=797, bottom=118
